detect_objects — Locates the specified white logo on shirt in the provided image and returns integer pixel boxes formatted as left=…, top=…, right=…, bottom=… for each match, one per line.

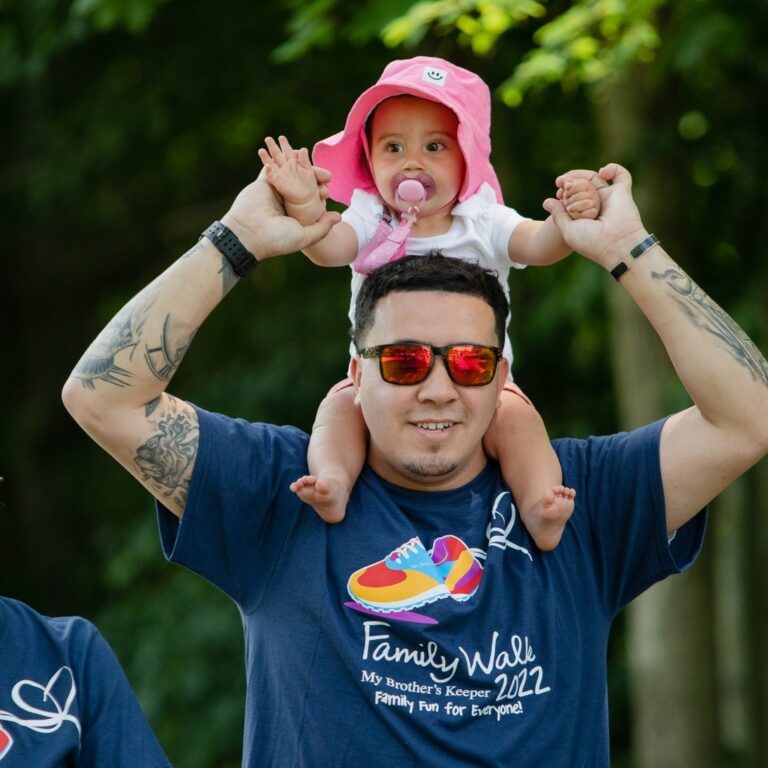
left=483, top=491, right=532, bottom=561
left=0, top=666, right=81, bottom=760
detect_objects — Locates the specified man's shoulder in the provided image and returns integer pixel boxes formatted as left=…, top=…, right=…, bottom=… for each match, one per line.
left=191, top=405, right=310, bottom=484
left=552, top=420, right=666, bottom=501
left=553, top=419, right=666, bottom=459
left=0, top=596, right=99, bottom=658
left=194, top=405, right=309, bottom=448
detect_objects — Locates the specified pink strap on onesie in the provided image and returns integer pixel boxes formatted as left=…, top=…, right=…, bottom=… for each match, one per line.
left=353, top=179, right=426, bottom=276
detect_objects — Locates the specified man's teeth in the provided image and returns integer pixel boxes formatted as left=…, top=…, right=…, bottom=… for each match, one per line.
left=417, top=422, right=451, bottom=431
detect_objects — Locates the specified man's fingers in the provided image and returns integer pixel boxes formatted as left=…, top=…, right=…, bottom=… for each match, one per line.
left=298, top=211, right=341, bottom=249
left=313, top=165, right=332, bottom=185
left=598, top=162, right=632, bottom=188
left=542, top=196, right=569, bottom=225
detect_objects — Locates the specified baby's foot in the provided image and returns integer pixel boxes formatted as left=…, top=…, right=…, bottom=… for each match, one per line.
left=522, top=485, right=576, bottom=552
left=290, top=474, right=350, bottom=524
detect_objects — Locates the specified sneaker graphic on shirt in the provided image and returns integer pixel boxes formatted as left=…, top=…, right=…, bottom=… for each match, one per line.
left=0, top=724, right=12, bottom=759
left=347, top=537, right=451, bottom=612
left=429, top=535, right=484, bottom=600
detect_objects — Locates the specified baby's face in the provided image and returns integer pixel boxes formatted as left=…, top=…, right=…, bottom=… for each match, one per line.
left=368, top=96, right=465, bottom=218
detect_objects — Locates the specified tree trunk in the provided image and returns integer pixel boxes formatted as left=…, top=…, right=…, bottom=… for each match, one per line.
left=595, top=75, right=720, bottom=767
left=743, top=295, right=768, bottom=766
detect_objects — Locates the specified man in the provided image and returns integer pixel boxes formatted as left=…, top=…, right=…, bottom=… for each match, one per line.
left=63, top=164, right=768, bottom=767
left=0, top=595, right=171, bottom=767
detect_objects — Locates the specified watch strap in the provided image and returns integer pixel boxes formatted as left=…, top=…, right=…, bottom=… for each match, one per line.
left=201, top=221, right=258, bottom=277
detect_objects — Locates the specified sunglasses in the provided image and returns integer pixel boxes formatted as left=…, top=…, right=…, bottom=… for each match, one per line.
left=357, top=342, right=502, bottom=386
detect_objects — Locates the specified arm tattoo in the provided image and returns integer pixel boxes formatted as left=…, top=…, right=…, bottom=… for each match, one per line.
left=187, top=234, right=238, bottom=294
left=653, top=267, right=768, bottom=387
left=72, top=288, right=157, bottom=389
left=134, top=397, right=199, bottom=507
left=180, top=241, right=204, bottom=261
left=75, top=243, right=234, bottom=390
left=219, top=258, right=239, bottom=296
left=144, top=314, right=197, bottom=382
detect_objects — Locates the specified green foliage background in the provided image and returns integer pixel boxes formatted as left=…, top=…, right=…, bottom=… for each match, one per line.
left=1, top=0, right=766, bottom=765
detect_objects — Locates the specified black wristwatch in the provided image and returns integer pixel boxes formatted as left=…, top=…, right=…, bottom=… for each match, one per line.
left=201, top=221, right=258, bottom=277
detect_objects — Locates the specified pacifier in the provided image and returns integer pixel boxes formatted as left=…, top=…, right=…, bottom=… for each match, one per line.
left=396, top=178, right=427, bottom=206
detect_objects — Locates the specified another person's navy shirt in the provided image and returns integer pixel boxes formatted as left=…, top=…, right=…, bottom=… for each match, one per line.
left=0, top=597, right=171, bottom=767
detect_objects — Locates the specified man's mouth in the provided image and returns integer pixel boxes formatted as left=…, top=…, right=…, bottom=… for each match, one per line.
left=415, top=421, right=453, bottom=432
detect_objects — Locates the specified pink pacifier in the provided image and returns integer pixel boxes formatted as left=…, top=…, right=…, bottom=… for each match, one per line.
left=396, top=178, right=427, bottom=207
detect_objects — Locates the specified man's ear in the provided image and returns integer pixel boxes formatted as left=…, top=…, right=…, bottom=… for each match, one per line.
left=496, top=357, right=509, bottom=404
left=498, top=357, right=510, bottom=385
left=350, top=356, right=363, bottom=405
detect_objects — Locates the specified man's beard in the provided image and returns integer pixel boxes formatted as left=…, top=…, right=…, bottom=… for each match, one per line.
left=401, top=455, right=458, bottom=479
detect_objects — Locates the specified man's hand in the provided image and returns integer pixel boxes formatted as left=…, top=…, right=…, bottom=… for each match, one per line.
left=221, top=169, right=340, bottom=263
left=544, top=164, right=647, bottom=269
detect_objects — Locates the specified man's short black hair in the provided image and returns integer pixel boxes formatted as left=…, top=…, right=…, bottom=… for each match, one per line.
left=352, top=252, right=508, bottom=349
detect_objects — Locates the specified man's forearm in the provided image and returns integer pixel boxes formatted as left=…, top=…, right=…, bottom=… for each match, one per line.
left=64, top=237, right=238, bottom=417
left=611, top=237, right=768, bottom=428
left=608, top=233, right=768, bottom=530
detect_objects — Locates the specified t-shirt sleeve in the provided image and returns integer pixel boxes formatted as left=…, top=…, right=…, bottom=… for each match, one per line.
left=486, top=202, right=527, bottom=270
left=557, top=419, right=707, bottom=618
left=77, top=624, right=171, bottom=768
left=156, top=407, right=312, bottom=610
left=341, top=189, right=381, bottom=251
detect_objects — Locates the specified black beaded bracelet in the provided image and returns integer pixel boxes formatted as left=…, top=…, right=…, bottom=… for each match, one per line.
left=610, top=233, right=660, bottom=281
left=200, top=221, right=258, bottom=277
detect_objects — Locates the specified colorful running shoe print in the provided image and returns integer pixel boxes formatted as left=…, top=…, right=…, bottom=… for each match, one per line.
left=347, top=537, right=450, bottom=612
left=430, top=535, right=484, bottom=600
left=0, top=724, right=12, bottom=760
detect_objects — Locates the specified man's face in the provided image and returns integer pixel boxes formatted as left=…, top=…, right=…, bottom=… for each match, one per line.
left=351, top=290, right=508, bottom=491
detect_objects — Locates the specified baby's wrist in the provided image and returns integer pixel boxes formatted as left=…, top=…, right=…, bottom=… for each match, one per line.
left=285, top=196, right=326, bottom=225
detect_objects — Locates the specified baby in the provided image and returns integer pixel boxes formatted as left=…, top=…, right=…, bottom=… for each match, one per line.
left=259, top=57, right=600, bottom=550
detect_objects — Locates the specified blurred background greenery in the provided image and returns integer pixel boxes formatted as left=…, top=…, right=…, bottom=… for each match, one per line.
left=1, top=0, right=766, bottom=765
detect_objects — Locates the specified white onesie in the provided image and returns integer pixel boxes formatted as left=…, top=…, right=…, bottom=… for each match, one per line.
left=343, top=182, right=527, bottom=367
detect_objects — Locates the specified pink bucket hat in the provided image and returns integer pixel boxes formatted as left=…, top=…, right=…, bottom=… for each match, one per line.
left=312, top=56, right=504, bottom=206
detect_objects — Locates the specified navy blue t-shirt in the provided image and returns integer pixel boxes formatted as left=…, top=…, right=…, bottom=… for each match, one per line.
left=0, top=597, right=171, bottom=767
left=159, top=408, right=705, bottom=768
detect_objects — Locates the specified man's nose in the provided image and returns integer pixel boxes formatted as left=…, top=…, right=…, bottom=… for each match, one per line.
left=416, top=355, right=458, bottom=402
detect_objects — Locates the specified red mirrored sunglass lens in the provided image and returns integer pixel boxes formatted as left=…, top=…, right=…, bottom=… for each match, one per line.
left=446, top=346, right=496, bottom=384
left=380, top=345, right=433, bottom=384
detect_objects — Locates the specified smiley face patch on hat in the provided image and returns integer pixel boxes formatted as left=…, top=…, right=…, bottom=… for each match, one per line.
left=422, top=66, right=448, bottom=86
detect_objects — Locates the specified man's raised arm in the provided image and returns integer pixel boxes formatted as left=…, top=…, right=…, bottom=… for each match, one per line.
left=546, top=164, right=768, bottom=533
left=62, top=172, right=339, bottom=518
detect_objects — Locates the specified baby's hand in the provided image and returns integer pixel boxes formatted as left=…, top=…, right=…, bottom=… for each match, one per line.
left=258, top=135, right=327, bottom=225
left=556, top=170, right=602, bottom=221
